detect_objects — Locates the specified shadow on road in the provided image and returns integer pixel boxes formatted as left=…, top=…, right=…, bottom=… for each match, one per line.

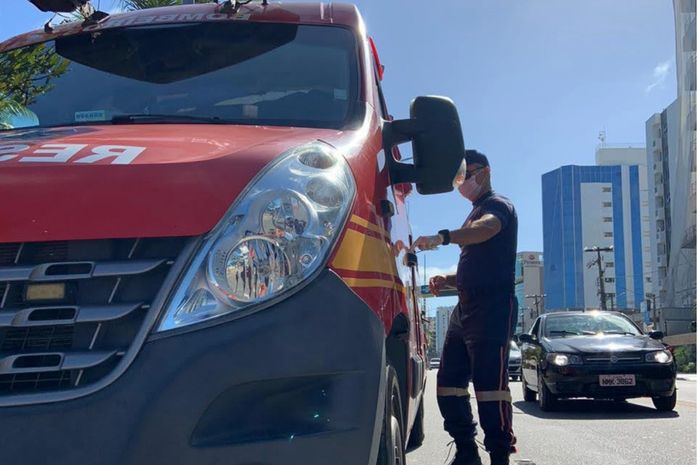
left=513, top=399, right=680, bottom=420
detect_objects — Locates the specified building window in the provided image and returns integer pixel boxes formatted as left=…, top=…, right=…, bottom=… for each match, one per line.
left=604, top=232, right=613, bottom=238
left=603, top=217, right=613, bottom=222
left=606, top=262, right=614, bottom=267
left=646, top=277, right=652, bottom=283
left=602, top=202, right=612, bottom=208
left=605, top=277, right=615, bottom=283
left=602, top=187, right=612, bottom=193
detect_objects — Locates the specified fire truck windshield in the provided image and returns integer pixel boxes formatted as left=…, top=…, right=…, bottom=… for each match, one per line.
left=0, top=21, right=361, bottom=131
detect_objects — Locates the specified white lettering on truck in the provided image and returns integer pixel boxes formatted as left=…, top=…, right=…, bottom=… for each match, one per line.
left=75, top=145, right=145, bottom=165
left=20, top=144, right=87, bottom=163
left=0, top=144, right=29, bottom=162
left=0, top=144, right=146, bottom=165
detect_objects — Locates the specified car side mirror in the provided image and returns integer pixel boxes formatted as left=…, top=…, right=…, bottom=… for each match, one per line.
left=648, top=330, right=664, bottom=340
left=518, top=333, right=534, bottom=344
left=382, top=96, right=466, bottom=195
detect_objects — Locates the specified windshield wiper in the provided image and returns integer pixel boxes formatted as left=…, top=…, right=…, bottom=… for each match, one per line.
left=600, top=330, right=637, bottom=336
left=549, top=330, right=582, bottom=337
left=111, top=114, right=233, bottom=125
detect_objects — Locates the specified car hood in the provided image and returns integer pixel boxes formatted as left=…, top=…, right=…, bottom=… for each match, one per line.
left=0, top=125, right=340, bottom=242
left=542, top=334, right=665, bottom=353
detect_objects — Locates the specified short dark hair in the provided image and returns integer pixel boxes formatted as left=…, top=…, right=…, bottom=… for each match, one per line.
left=465, top=149, right=489, bottom=168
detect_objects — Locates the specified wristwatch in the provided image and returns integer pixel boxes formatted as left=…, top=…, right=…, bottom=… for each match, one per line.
left=438, top=229, right=451, bottom=246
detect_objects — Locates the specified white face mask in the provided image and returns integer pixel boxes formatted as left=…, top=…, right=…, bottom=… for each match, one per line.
left=458, top=176, right=485, bottom=201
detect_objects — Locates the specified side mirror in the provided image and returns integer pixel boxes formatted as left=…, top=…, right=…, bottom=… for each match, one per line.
left=648, top=330, right=664, bottom=340
left=382, top=96, right=466, bottom=195
left=518, top=334, right=534, bottom=344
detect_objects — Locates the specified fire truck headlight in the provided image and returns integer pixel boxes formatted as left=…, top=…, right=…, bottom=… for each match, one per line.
left=157, top=142, right=355, bottom=331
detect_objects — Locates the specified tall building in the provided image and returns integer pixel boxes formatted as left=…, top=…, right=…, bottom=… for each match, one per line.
left=542, top=146, right=652, bottom=316
left=435, top=306, right=454, bottom=356
left=667, top=0, right=696, bottom=309
left=643, top=0, right=696, bottom=312
left=646, top=101, right=681, bottom=309
left=515, top=251, right=544, bottom=334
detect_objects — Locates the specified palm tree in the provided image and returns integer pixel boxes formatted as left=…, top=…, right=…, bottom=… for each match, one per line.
left=121, top=0, right=209, bottom=10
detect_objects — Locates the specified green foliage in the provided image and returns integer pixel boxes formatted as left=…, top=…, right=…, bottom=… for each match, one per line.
left=0, top=44, right=68, bottom=128
left=674, top=345, right=696, bottom=372
left=121, top=0, right=210, bottom=10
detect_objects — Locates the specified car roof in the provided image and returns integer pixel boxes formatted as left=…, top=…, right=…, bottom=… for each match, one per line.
left=0, top=2, right=362, bottom=53
left=541, top=310, right=627, bottom=319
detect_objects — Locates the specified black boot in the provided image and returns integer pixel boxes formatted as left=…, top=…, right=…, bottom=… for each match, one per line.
left=447, top=440, right=482, bottom=465
left=489, top=448, right=510, bottom=465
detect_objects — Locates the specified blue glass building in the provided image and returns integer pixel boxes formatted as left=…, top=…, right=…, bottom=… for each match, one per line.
left=542, top=163, right=649, bottom=312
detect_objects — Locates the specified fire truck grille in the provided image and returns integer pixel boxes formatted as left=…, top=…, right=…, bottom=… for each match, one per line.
left=0, top=238, right=188, bottom=396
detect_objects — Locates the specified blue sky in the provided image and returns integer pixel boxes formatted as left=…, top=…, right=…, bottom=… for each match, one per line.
left=0, top=1, right=678, bottom=314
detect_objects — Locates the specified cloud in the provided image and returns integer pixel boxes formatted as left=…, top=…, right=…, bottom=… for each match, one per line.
left=645, top=60, right=671, bottom=93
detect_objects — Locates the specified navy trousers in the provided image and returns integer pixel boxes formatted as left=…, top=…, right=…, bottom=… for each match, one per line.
left=436, top=291, right=518, bottom=452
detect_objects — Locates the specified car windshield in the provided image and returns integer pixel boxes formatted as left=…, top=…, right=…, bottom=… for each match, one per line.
left=0, top=22, right=360, bottom=131
left=543, top=313, right=642, bottom=337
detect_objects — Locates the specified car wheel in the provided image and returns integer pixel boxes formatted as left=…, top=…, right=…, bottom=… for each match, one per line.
left=538, top=378, right=558, bottom=411
left=510, top=375, right=518, bottom=382
left=377, top=366, right=406, bottom=465
left=652, top=391, right=677, bottom=412
left=522, top=375, right=536, bottom=402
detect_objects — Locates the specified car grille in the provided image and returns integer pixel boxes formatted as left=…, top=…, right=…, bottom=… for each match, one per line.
left=583, top=352, right=644, bottom=364
left=0, top=238, right=188, bottom=396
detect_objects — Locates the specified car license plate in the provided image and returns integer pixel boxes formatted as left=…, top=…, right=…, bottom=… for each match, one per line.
left=599, top=374, right=636, bottom=387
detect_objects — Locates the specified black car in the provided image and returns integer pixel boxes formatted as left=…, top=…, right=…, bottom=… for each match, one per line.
left=509, top=340, right=522, bottom=381
left=517, top=311, right=676, bottom=412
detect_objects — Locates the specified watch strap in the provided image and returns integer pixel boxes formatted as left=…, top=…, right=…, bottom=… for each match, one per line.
left=438, top=229, right=451, bottom=246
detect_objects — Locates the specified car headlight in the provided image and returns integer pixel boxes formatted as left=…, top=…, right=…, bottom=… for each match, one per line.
left=157, top=142, right=356, bottom=331
left=547, top=353, right=583, bottom=366
left=645, top=350, right=673, bottom=364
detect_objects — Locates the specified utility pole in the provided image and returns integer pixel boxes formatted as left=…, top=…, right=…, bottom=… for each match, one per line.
left=584, top=245, right=614, bottom=310
left=607, top=293, right=615, bottom=310
left=525, top=294, right=546, bottom=320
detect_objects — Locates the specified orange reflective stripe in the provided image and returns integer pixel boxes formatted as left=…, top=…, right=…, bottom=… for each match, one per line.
left=437, top=387, right=470, bottom=397
left=475, top=390, right=512, bottom=402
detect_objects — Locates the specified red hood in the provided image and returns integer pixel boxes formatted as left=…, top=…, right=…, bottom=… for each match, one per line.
left=0, top=125, right=340, bottom=243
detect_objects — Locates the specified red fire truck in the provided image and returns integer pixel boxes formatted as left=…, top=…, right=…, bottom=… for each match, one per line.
left=0, top=3, right=466, bottom=464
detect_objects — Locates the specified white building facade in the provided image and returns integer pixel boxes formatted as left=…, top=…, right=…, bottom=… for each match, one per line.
left=643, top=0, right=696, bottom=311
left=514, top=252, right=544, bottom=334
left=435, top=306, right=454, bottom=357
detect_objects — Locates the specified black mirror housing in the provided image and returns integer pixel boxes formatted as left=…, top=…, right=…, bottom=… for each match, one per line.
left=518, top=333, right=534, bottom=344
left=383, top=96, right=466, bottom=195
left=30, top=0, right=89, bottom=12
left=648, top=330, right=664, bottom=340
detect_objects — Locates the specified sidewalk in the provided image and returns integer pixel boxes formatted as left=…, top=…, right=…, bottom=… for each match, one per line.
left=677, top=373, right=697, bottom=381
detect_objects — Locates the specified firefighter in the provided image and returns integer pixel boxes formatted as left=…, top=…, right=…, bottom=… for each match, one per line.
left=412, top=150, right=518, bottom=465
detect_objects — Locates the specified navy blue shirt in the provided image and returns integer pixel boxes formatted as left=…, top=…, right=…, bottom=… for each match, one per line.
left=456, top=191, right=518, bottom=291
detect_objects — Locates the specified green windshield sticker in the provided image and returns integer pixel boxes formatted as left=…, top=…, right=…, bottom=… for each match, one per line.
left=75, top=110, right=108, bottom=122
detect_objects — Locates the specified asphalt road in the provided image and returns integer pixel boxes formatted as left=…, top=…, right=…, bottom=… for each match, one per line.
left=407, top=371, right=697, bottom=465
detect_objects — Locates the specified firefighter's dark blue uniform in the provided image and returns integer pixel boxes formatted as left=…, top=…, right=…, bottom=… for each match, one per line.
left=436, top=190, right=518, bottom=455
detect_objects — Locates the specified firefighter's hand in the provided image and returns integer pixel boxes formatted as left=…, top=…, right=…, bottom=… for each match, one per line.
left=429, top=275, right=447, bottom=296
left=411, top=234, right=442, bottom=252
